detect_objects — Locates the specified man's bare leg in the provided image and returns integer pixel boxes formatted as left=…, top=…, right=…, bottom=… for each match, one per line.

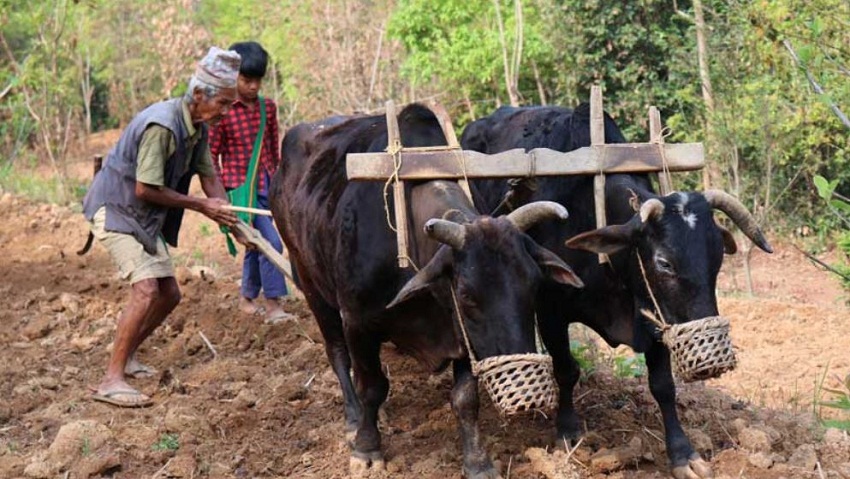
left=95, top=278, right=174, bottom=405
left=124, top=277, right=181, bottom=378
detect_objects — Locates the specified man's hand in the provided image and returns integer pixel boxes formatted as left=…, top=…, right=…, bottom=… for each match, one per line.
left=200, top=198, right=239, bottom=227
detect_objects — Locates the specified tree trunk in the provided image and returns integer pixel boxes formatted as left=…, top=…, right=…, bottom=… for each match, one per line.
left=694, top=0, right=716, bottom=190
left=79, top=49, right=93, bottom=136
left=494, top=0, right=520, bottom=107
left=367, top=21, right=386, bottom=108
left=532, top=60, right=547, bottom=105
left=464, top=94, right=476, bottom=121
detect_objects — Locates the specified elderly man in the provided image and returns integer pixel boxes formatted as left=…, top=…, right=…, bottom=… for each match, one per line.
left=83, top=47, right=247, bottom=407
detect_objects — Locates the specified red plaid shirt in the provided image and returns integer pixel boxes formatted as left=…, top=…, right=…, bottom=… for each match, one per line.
left=209, top=96, right=280, bottom=193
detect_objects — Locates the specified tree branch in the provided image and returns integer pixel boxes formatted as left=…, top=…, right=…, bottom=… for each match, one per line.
left=0, top=80, right=12, bottom=101
left=367, top=21, right=386, bottom=106
left=493, top=0, right=519, bottom=106
left=673, top=0, right=694, bottom=22
left=511, top=0, right=523, bottom=102
left=783, top=39, right=850, bottom=131
left=793, top=244, right=850, bottom=284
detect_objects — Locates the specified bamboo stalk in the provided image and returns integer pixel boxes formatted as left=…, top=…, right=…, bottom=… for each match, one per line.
left=221, top=205, right=274, bottom=217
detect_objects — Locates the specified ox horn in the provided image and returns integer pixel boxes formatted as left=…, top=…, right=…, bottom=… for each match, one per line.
left=505, top=201, right=568, bottom=231
left=703, top=190, right=773, bottom=253
left=424, top=218, right=466, bottom=249
left=639, top=198, right=665, bottom=223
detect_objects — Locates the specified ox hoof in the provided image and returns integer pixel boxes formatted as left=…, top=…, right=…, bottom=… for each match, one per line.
left=672, top=455, right=713, bottom=479
left=350, top=451, right=385, bottom=477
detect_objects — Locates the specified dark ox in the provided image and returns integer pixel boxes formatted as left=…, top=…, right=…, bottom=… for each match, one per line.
left=461, top=104, right=773, bottom=479
left=269, top=104, right=582, bottom=478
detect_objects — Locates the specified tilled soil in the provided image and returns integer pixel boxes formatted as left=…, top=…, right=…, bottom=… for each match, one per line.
left=1, top=181, right=849, bottom=479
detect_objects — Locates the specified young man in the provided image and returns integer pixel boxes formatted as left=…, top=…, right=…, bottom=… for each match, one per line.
left=82, top=47, right=249, bottom=407
left=210, top=41, right=295, bottom=323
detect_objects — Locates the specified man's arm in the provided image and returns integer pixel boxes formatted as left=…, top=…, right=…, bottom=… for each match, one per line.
left=135, top=181, right=238, bottom=227
left=198, top=173, right=228, bottom=202
left=135, top=125, right=239, bottom=227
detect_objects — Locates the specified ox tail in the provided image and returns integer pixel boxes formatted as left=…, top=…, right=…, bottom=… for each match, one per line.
left=76, top=231, right=94, bottom=256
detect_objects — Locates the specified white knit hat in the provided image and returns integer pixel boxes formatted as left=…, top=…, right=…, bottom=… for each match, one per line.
left=195, top=46, right=241, bottom=88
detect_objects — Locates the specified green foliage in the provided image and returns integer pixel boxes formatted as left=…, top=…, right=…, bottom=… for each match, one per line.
left=815, top=368, right=850, bottom=431
left=198, top=223, right=213, bottom=238
left=543, top=0, right=696, bottom=141
left=813, top=174, right=850, bottom=291
left=612, top=354, right=647, bottom=379
left=569, top=340, right=596, bottom=378
left=814, top=175, right=850, bottom=224
left=0, top=162, right=87, bottom=205
left=81, top=437, right=91, bottom=457
left=389, top=0, right=553, bottom=122
left=701, top=0, right=850, bottom=228
left=152, top=433, right=180, bottom=451
left=0, top=0, right=848, bottom=242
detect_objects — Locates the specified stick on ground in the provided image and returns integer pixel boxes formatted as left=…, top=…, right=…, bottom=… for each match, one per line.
left=198, top=331, right=217, bottom=359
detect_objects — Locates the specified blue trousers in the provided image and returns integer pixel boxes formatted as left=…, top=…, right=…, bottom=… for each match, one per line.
left=242, top=195, right=289, bottom=299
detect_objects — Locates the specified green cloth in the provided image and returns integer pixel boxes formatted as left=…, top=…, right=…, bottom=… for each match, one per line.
left=136, top=100, right=216, bottom=184
left=222, top=95, right=267, bottom=255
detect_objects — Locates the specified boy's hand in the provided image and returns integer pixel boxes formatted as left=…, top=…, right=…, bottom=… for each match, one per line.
left=232, top=227, right=256, bottom=251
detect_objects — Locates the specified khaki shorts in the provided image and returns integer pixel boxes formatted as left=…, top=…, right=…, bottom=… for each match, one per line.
left=91, top=207, right=174, bottom=283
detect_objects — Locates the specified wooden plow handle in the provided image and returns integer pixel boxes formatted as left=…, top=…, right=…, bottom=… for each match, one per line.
left=231, top=221, right=298, bottom=288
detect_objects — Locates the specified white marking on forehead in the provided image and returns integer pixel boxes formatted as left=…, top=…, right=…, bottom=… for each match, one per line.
left=675, top=192, right=697, bottom=229
left=432, top=181, right=453, bottom=192
left=676, top=192, right=689, bottom=208
left=683, top=212, right=697, bottom=229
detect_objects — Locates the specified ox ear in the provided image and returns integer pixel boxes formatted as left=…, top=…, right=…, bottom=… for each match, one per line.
left=524, top=237, right=584, bottom=288
left=386, top=247, right=452, bottom=309
left=717, top=223, right=738, bottom=254
left=565, top=219, right=641, bottom=255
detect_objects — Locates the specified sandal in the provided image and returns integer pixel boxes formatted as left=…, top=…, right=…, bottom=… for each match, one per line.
left=265, top=309, right=297, bottom=325
left=125, top=363, right=158, bottom=379
left=91, top=389, right=153, bottom=408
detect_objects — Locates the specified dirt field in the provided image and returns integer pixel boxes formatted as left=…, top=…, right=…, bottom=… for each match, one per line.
left=1, top=144, right=849, bottom=478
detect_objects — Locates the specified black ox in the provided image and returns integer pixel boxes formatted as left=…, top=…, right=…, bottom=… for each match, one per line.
left=269, top=104, right=582, bottom=478
left=461, top=104, right=773, bottom=479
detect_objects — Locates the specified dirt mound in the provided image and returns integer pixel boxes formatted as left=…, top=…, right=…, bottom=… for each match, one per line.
left=1, top=194, right=849, bottom=478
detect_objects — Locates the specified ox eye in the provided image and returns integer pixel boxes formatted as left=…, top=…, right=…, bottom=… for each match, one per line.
left=654, top=256, right=675, bottom=275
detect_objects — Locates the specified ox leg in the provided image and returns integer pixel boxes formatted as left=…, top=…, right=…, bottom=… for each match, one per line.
left=347, top=326, right=388, bottom=473
left=305, top=295, right=361, bottom=433
left=646, top=343, right=713, bottom=479
left=451, top=359, right=500, bottom=479
left=537, top=292, right=583, bottom=443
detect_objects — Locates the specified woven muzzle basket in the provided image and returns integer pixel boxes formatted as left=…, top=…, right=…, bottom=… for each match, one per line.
left=476, top=353, right=558, bottom=416
left=661, top=315, right=737, bottom=382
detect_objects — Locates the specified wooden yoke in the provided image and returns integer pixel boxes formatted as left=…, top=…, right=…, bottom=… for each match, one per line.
left=385, top=100, right=411, bottom=268
left=429, top=100, right=473, bottom=202
left=649, top=106, right=673, bottom=195
left=345, top=96, right=706, bottom=271
left=590, top=86, right=609, bottom=264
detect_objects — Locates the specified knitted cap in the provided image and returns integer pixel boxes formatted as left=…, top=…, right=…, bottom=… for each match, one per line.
left=195, top=46, right=241, bottom=88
